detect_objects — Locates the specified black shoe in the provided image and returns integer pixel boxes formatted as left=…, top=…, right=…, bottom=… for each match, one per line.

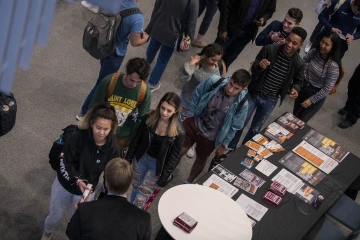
left=338, top=107, right=350, bottom=116
left=338, top=119, right=354, bottom=129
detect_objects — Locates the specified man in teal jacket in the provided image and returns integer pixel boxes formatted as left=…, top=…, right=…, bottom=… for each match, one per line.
left=180, top=69, right=251, bottom=183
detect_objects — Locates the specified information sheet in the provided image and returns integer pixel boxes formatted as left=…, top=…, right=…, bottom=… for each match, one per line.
left=271, top=169, right=304, bottom=194
left=294, top=183, right=320, bottom=204
left=203, top=174, right=239, bottom=198
left=293, top=141, right=338, bottom=174
left=212, top=164, right=237, bottom=183
left=255, top=159, right=278, bottom=177
left=236, top=194, right=268, bottom=221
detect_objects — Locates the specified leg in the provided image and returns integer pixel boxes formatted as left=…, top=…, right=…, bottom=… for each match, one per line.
left=80, top=52, right=125, bottom=114
left=43, top=177, right=73, bottom=234
left=198, top=0, right=207, bottom=17
left=198, top=1, right=218, bottom=36
left=293, top=83, right=313, bottom=120
left=297, top=97, right=326, bottom=123
left=146, top=37, right=162, bottom=64
left=148, top=41, right=174, bottom=86
left=228, top=94, right=257, bottom=149
left=345, top=93, right=360, bottom=125
left=222, top=31, right=251, bottom=68
left=242, top=95, right=278, bottom=144
left=178, top=117, right=197, bottom=159
left=309, top=22, right=323, bottom=43
left=130, top=155, right=150, bottom=203
left=345, top=65, right=360, bottom=109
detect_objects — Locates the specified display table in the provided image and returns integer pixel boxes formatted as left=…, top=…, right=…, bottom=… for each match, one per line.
left=158, top=184, right=252, bottom=240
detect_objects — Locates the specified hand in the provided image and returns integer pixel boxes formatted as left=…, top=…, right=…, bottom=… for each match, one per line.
left=301, top=98, right=312, bottom=108
left=271, top=32, right=285, bottom=44
left=346, top=34, right=354, bottom=44
left=259, top=59, right=271, bottom=69
left=331, top=28, right=342, bottom=35
left=219, top=31, right=228, bottom=41
left=289, top=88, right=299, bottom=99
left=74, top=198, right=85, bottom=211
left=257, top=18, right=265, bottom=27
left=215, top=144, right=227, bottom=156
left=189, top=55, right=203, bottom=65
left=141, top=31, right=149, bottom=40
left=78, top=181, right=89, bottom=194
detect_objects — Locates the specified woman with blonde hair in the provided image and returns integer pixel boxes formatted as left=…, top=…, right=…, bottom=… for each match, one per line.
left=125, top=92, right=185, bottom=209
left=42, top=103, right=120, bottom=240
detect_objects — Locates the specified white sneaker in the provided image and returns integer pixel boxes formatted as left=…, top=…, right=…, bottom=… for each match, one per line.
left=304, top=43, right=312, bottom=53
left=81, top=1, right=99, bottom=14
left=76, top=111, right=84, bottom=121
left=148, top=83, right=161, bottom=92
left=41, top=233, right=52, bottom=240
left=186, top=146, right=195, bottom=158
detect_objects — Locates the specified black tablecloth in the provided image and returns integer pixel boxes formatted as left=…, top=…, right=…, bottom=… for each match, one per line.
left=196, top=122, right=360, bottom=240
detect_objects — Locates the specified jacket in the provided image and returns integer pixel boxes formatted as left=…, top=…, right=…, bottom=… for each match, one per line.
left=255, top=20, right=287, bottom=46
left=188, top=75, right=248, bottom=147
left=57, top=129, right=120, bottom=195
left=249, top=44, right=305, bottom=104
left=145, top=0, right=199, bottom=47
left=218, top=0, right=276, bottom=40
left=66, top=195, right=151, bottom=240
left=125, top=113, right=185, bottom=187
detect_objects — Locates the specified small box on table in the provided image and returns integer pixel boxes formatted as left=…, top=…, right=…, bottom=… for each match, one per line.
left=173, top=212, right=198, bottom=233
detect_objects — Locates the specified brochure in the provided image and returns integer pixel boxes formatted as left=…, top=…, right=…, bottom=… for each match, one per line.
left=271, top=169, right=304, bottom=194
left=212, top=164, right=237, bottom=183
left=239, top=169, right=266, bottom=188
left=203, top=174, right=239, bottom=198
left=233, top=177, right=257, bottom=195
left=236, top=194, right=268, bottom=221
left=265, top=122, right=294, bottom=144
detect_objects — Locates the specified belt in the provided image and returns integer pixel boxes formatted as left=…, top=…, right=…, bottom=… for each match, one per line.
left=258, top=91, right=279, bottom=100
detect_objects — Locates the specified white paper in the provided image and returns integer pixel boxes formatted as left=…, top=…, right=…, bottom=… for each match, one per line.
left=293, top=141, right=338, bottom=174
left=202, top=174, right=239, bottom=198
left=271, top=169, right=304, bottom=194
left=236, top=194, right=268, bottom=221
left=255, top=160, right=278, bottom=176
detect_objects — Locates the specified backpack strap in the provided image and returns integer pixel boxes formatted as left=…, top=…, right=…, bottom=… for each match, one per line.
left=330, top=0, right=346, bottom=17
left=135, top=80, right=147, bottom=108
left=236, top=93, right=248, bottom=112
left=106, top=72, right=121, bottom=99
left=119, top=8, right=142, bottom=18
left=208, top=77, right=226, bottom=93
left=218, top=59, right=224, bottom=75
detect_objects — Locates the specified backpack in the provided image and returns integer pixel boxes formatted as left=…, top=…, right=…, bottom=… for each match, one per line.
left=83, top=8, right=142, bottom=60
left=207, top=77, right=248, bottom=112
left=0, top=92, right=17, bottom=137
left=48, top=125, right=82, bottom=171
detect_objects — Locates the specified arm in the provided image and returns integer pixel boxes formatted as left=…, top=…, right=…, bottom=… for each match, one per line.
left=89, top=75, right=112, bottom=110
left=129, top=15, right=148, bottom=47
left=125, top=117, right=147, bottom=163
left=318, top=0, right=337, bottom=31
left=260, top=0, right=276, bottom=26
left=251, top=46, right=269, bottom=75
left=66, top=203, right=82, bottom=239
left=222, top=101, right=248, bottom=146
left=179, top=61, right=197, bottom=83
left=255, top=22, right=275, bottom=46
left=218, top=0, right=235, bottom=32
left=221, top=60, right=227, bottom=75
left=157, top=131, right=185, bottom=187
left=186, top=0, right=199, bottom=41
left=290, top=59, right=305, bottom=93
left=353, top=25, right=360, bottom=40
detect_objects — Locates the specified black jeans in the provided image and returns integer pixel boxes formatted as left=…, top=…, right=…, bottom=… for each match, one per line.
left=345, top=64, right=360, bottom=124
left=293, top=80, right=326, bottom=123
left=198, top=0, right=218, bottom=36
left=309, top=22, right=323, bottom=43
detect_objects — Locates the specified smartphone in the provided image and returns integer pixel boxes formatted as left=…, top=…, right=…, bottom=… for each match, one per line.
left=339, top=34, right=346, bottom=40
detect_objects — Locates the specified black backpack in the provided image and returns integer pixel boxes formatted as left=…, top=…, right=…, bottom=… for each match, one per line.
left=48, top=125, right=82, bottom=171
left=83, top=8, right=142, bottom=59
left=0, top=92, right=17, bottom=137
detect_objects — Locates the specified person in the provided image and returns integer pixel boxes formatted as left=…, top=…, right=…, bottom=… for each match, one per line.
left=192, top=0, right=219, bottom=48
left=215, top=0, right=276, bottom=68
left=255, top=8, right=303, bottom=46
left=313, top=0, right=360, bottom=60
left=125, top=92, right=185, bottom=209
left=144, top=0, right=199, bottom=91
left=66, top=158, right=151, bottom=240
left=293, top=32, right=341, bottom=123
left=42, top=103, right=120, bottom=240
left=228, top=27, right=306, bottom=149
left=89, top=58, right=151, bottom=153
left=180, top=69, right=251, bottom=183
left=77, top=0, right=149, bottom=119
left=338, top=64, right=360, bottom=128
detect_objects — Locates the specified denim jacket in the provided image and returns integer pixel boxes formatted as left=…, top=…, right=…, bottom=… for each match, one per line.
left=189, top=75, right=248, bottom=147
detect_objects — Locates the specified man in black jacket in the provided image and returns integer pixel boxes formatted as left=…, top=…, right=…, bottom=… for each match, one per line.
left=215, top=0, right=276, bottom=68
left=228, top=27, right=306, bottom=149
left=66, top=158, right=151, bottom=240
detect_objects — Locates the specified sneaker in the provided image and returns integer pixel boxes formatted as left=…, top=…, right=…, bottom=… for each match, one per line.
left=81, top=1, right=99, bottom=14
left=338, top=107, right=350, bottom=116
left=186, top=146, right=195, bottom=158
left=304, top=43, right=312, bottom=53
left=192, top=39, right=208, bottom=48
left=338, top=119, right=354, bottom=129
left=41, top=233, right=52, bottom=240
left=76, top=111, right=85, bottom=121
left=148, top=83, right=161, bottom=92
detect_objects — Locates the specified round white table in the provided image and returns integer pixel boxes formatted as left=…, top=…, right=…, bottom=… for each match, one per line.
left=158, top=184, right=252, bottom=240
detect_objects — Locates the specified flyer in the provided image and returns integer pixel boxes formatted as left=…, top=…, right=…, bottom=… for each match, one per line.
left=271, top=169, right=304, bottom=194
left=239, top=169, right=266, bottom=188
left=264, top=122, right=294, bottom=144
left=212, top=164, right=237, bottom=183
left=202, top=174, right=239, bottom=198
left=236, top=194, right=268, bottom=221
left=303, top=129, right=350, bottom=162
left=255, top=159, right=278, bottom=177
left=233, top=177, right=257, bottom=195
left=293, top=141, right=338, bottom=174
left=294, top=183, right=320, bottom=204
left=279, top=152, right=326, bottom=186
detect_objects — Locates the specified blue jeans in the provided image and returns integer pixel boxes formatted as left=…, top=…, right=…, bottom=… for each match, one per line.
left=146, top=37, right=174, bottom=86
left=198, top=0, right=218, bottom=36
left=215, top=29, right=252, bottom=68
left=130, top=154, right=159, bottom=209
left=80, top=52, right=125, bottom=114
left=228, top=94, right=278, bottom=149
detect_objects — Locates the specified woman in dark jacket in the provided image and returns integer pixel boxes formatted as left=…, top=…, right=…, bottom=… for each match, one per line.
left=42, top=103, right=120, bottom=240
left=125, top=92, right=185, bottom=209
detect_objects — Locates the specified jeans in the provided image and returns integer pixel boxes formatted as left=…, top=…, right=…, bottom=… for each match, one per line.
left=130, top=154, right=159, bottom=209
left=81, top=52, right=125, bottom=114
left=309, top=22, right=323, bottom=43
left=215, top=29, right=252, bottom=68
left=228, top=94, right=278, bottom=149
left=313, top=29, right=348, bottom=60
left=146, top=37, right=175, bottom=86
left=198, top=0, right=218, bottom=36
left=345, top=65, right=360, bottom=124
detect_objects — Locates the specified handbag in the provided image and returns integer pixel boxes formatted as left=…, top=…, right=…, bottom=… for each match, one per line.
left=176, top=0, right=192, bottom=52
left=0, top=92, right=17, bottom=137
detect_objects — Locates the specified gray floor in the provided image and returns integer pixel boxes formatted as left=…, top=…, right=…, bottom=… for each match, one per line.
left=0, top=0, right=360, bottom=239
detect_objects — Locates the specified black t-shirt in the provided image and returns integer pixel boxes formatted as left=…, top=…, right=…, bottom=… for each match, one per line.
left=147, top=133, right=166, bottom=158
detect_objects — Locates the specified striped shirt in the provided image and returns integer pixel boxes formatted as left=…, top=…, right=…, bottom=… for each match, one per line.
left=303, top=49, right=340, bottom=103
left=260, top=50, right=291, bottom=97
